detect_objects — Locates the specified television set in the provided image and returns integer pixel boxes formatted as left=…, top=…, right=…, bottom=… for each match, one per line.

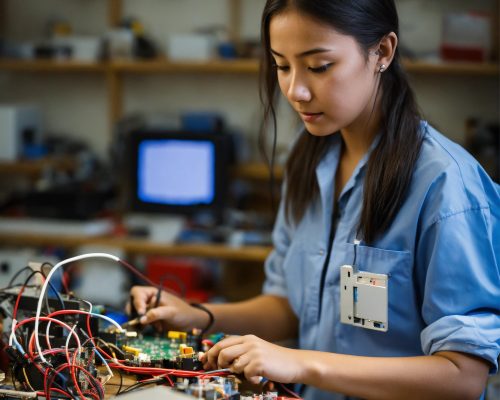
left=127, top=130, right=231, bottom=221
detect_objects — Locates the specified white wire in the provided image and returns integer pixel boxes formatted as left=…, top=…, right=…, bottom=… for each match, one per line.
left=94, top=347, right=114, bottom=382
left=46, top=322, right=52, bottom=350
left=34, top=253, right=120, bottom=364
left=65, top=324, right=81, bottom=360
left=89, top=312, right=123, bottom=332
left=81, top=299, right=93, bottom=314
left=9, top=318, right=17, bottom=346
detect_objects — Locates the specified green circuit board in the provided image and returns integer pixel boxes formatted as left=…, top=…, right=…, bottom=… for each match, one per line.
left=124, top=335, right=182, bottom=360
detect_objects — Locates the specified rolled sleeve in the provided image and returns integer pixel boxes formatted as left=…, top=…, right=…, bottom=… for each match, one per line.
left=417, top=207, right=500, bottom=373
left=421, top=314, right=500, bottom=373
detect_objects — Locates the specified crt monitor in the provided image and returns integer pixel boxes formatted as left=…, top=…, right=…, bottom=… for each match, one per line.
left=127, top=130, right=230, bottom=219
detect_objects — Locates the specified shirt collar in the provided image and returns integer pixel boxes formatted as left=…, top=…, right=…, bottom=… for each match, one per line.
left=315, top=132, right=382, bottom=216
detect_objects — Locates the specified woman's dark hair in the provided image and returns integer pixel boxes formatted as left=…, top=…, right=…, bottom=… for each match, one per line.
left=259, top=0, right=423, bottom=244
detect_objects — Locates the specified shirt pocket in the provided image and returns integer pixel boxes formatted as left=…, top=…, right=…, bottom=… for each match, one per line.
left=332, top=244, right=420, bottom=356
left=352, top=243, right=412, bottom=279
left=350, top=244, right=413, bottom=309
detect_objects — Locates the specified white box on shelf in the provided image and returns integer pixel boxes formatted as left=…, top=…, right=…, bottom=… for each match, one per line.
left=53, top=36, right=102, bottom=62
left=0, top=104, right=42, bottom=161
left=167, top=33, right=215, bottom=61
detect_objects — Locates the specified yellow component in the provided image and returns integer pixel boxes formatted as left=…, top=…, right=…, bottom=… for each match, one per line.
left=122, top=345, right=141, bottom=356
left=168, top=331, right=187, bottom=342
left=179, top=344, right=187, bottom=352
left=168, top=331, right=181, bottom=339
left=182, top=346, right=194, bottom=355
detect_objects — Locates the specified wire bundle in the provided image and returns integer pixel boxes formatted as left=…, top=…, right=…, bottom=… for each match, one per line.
left=2, top=253, right=229, bottom=399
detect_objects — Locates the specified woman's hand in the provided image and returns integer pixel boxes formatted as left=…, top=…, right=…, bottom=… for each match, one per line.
left=129, top=285, right=209, bottom=332
left=200, top=334, right=303, bottom=385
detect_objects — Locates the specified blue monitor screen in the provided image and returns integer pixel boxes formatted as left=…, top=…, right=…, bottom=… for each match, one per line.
left=137, top=139, right=215, bottom=206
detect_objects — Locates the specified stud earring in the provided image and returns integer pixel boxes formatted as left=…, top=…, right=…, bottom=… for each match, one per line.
left=379, top=64, right=386, bottom=73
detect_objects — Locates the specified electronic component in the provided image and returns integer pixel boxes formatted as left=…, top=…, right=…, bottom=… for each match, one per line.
left=120, top=330, right=206, bottom=370
left=0, top=253, right=302, bottom=399
left=340, top=265, right=388, bottom=332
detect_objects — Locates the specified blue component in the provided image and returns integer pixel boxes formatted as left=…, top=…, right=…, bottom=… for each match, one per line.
left=353, top=286, right=358, bottom=303
left=104, top=310, right=128, bottom=326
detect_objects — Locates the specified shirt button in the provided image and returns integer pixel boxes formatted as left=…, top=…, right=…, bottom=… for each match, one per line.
left=319, top=249, right=325, bottom=256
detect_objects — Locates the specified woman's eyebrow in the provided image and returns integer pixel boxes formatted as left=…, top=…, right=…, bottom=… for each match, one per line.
left=270, top=47, right=334, bottom=58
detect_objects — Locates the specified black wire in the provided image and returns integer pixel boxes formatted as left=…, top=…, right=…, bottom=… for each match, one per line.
left=45, top=366, right=74, bottom=399
left=119, top=380, right=157, bottom=395
left=154, top=287, right=161, bottom=309
left=18, top=270, right=65, bottom=312
left=6, top=265, right=35, bottom=288
left=114, top=368, right=124, bottom=395
left=158, top=273, right=186, bottom=299
left=11, top=365, right=18, bottom=391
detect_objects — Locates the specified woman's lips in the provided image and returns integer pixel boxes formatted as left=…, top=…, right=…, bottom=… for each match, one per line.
left=300, top=112, right=323, bottom=123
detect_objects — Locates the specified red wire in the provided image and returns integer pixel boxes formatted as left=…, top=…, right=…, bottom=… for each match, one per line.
left=36, top=387, right=72, bottom=398
left=61, top=271, right=70, bottom=293
left=12, top=283, right=27, bottom=320
left=118, top=259, right=158, bottom=287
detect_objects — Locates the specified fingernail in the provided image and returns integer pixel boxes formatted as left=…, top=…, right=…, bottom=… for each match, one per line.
left=140, top=316, right=147, bottom=324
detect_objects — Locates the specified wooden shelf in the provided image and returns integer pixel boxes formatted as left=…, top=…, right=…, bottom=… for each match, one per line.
left=0, top=159, right=281, bottom=182
left=0, top=59, right=108, bottom=72
left=402, top=59, right=499, bottom=76
left=0, top=157, right=77, bottom=178
left=0, top=232, right=272, bottom=263
left=1, top=58, right=497, bottom=76
left=112, top=58, right=259, bottom=74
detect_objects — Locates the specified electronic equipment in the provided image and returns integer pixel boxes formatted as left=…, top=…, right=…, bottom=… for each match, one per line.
left=127, top=130, right=231, bottom=221
left=340, top=265, right=388, bottom=332
left=0, top=253, right=302, bottom=399
left=0, top=105, right=42, bottom=161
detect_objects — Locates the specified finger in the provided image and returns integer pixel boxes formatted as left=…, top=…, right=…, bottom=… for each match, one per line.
left=204, top=336, right=243, bottom=368
left=248, top=375, right=262, bottom=385
left=131, top=286, right=157, bottom=315
left=229, top=353, right=250, bottom=374
left=217, top=344, right=248, bottom=369
left=243, top=359, right=266, bottom=385
left=139, top=305, right=176, bottom=325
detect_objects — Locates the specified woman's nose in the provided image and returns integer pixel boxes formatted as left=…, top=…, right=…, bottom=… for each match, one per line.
left=287, top=73, right=312, bottom=103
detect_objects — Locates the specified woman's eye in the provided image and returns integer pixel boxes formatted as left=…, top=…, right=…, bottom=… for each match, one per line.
left=273, top=64, right=290, bottom=72
left=309, top=63, right=333, bottom=73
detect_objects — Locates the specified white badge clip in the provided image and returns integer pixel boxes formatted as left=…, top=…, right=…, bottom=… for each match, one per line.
left=340, top=264, right=389, bottom=332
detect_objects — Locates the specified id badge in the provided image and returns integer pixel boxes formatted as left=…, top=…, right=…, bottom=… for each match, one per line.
left=340, top=265, right=388, bottom=332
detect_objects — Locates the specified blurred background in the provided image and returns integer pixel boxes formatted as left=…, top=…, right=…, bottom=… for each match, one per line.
left=0, top=0, right=498, bottom=319
left=0, top=1, right=498, bottom=396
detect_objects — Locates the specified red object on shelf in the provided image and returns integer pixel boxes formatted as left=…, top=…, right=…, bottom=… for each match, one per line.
left=440, top=44, right=486, bottom=62
left=145, top=256, right=211, bottom=302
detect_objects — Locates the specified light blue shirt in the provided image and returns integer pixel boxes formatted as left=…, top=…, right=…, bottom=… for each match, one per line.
left=263, top=122, right=500, bottom=400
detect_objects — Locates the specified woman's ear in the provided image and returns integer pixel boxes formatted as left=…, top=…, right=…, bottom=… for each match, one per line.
left=371, top=32, right=398, bottom=72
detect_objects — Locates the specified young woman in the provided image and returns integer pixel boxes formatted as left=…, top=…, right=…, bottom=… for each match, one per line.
left=131, top=1, right=500, bottom=398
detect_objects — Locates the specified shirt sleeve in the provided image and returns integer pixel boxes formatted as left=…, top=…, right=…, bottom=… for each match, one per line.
left=262, top=199, right=293, bottom=298
left=417, top=205, right=500, bottom=373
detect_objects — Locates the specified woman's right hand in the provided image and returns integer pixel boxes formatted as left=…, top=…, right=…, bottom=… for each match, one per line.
left=129, top=285, right=210, bottom=332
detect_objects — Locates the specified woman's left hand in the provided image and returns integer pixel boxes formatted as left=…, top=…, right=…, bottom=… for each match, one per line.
left=200, top=334, right=302, bottom=384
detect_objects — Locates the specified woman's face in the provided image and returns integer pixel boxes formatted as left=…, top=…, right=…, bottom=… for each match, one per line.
left=269, top=9, right=381, bottom=137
